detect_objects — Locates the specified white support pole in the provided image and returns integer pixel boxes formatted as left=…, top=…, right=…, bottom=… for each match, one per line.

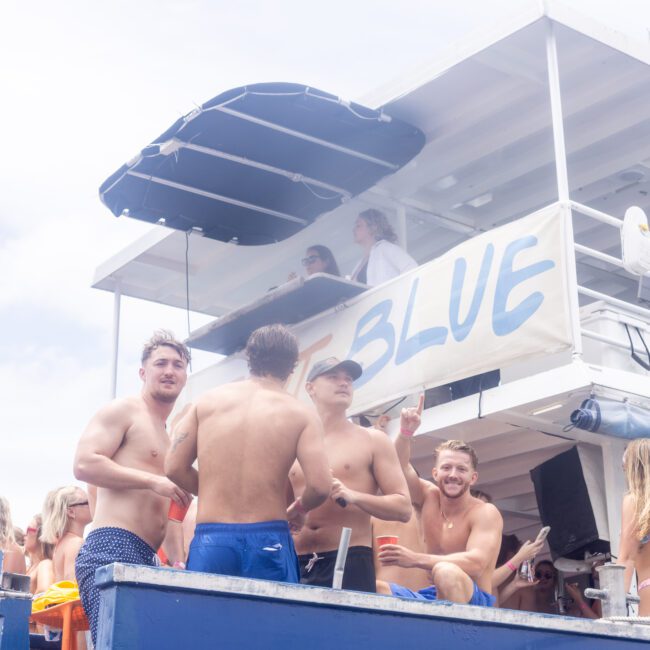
left=601, top=437, right=627, bottom=558
left=110, top=280, right=122, bottom=399
left=332, top=527, right=352, bottom=589
left=545, top=21, right=582, bottom=358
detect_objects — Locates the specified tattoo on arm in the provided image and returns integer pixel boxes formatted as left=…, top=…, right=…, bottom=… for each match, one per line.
left=171, top=432, right=189, bottom=453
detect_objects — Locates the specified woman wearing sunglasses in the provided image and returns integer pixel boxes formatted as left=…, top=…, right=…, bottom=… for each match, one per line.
left=288, top=245, right=341, bottom=281
left=25, top=514, right=54, bottom=594
left=619, top=438, right=650, bottom=616
left=42, top=486, right=93, bottom=582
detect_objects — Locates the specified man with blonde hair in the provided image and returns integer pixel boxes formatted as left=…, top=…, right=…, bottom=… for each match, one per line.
left=73, top=330, right=192, bottom=645
left=377, top=428, right=502, bottom=607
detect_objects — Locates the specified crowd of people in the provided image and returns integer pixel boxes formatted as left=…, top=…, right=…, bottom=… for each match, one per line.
left=2, top=211, right=650, bottom=643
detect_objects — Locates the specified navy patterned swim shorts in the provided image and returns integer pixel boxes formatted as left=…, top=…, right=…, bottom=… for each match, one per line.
left=75, top=527, right=158, bottom=645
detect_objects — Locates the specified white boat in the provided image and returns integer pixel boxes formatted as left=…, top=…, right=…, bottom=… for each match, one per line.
left=89, top=1, right=650, bottom=645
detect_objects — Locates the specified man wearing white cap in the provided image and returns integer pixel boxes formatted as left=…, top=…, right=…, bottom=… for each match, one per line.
left=289, top=357, right=412, bottom=592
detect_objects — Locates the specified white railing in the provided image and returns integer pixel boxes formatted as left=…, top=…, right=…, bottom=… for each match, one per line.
left=568, top=200, right=650, bottom=357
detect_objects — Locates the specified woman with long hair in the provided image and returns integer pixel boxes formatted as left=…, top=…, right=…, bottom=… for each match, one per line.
left=350, top=209, right=417, bottom=286
left=0, top=496, right=27, bottom=574
left=41, top=486, right=92, bottom=582
left=24, top=514, right=54, bottom=594
left=301, top=245, right=340, bottom=277
left=619, top=438, right=650, bottom=615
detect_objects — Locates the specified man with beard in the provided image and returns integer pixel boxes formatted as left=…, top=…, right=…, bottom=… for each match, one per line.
left=289, top=358, right=412, bottom=592
left=377, top=438, right=502, bottom=607
left=73, top=331, right=193, bottom=645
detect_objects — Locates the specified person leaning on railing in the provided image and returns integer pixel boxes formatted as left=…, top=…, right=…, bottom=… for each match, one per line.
left=288, top=245, right=341, bottom=281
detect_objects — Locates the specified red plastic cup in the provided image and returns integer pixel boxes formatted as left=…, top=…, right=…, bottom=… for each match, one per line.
left=168, top=498, right=192, bottom=523
left=376, top=535, right=399, bottom=547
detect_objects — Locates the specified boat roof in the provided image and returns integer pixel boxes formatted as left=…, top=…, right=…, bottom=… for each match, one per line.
left=99, top=83, right=424, bottom=245
left=93, top=1, right=650, bottom=316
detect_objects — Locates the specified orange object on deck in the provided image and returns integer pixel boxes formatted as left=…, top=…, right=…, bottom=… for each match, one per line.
left=31, top=599, right=89, bottom=650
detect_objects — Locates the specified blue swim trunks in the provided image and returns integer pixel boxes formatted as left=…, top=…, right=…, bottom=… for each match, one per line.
left=76, top=527, right=159, bottom=645
left=187, top=520, right=299, bottom=583
left=389, top=582, right=496, bottom=607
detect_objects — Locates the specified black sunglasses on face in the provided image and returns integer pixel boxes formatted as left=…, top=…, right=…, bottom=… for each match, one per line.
left=301, top=255, right=320, bottom=266
left=69, top=501, right=89, bottom=507
left=535, top=571, right=554, bottom=579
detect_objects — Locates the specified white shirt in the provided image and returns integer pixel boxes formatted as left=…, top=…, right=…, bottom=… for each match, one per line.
left=351, top=239, right=417, bottom=287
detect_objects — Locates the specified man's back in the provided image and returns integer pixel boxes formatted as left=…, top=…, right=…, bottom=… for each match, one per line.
left=196, top=379, right=311, bottom=524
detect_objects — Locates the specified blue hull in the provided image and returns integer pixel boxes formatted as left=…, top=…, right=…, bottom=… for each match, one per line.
left=93, top=564, right=650, bottom=649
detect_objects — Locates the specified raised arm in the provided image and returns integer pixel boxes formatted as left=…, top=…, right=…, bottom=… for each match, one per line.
left=618, top=493, right=639, bottom=593
left=492, top=538, right=544, bottom=589
left=74, top=400, right=188, bottom=504
left=165, top=405, right=199, bottom=496
left=394, top=395, right=427, bottom=508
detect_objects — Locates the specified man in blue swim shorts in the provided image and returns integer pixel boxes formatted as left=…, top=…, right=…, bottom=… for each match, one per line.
left=376, top=427, right=502, bottom=608
left=74, top=331, right=194, bottom=645
left=166, top=324, right=332, bottom=582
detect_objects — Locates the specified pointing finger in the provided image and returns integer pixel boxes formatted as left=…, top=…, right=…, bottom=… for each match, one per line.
left=417, top=394, right=424, bottom=415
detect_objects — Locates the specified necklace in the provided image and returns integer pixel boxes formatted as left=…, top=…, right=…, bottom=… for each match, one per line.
left=441, top=509, right=454, bottom=529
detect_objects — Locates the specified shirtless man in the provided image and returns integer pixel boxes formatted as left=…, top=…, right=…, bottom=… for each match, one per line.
left=73, top=331, right=192, bottom=645
left=377, top=430, right=503, bottom=607
left=165, top=324, right=331, bottom=583
left=289, top=358, right=412, bottom=592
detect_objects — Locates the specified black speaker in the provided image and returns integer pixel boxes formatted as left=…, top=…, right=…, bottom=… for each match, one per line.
left=530, top=445, right=610, bottom=560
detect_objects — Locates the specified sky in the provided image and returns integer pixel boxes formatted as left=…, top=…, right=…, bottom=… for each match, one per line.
left=1, top=0, right=649, bottom=531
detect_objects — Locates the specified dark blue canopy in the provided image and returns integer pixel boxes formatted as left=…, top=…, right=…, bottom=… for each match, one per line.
left=99, top=83, right=425, bottom=245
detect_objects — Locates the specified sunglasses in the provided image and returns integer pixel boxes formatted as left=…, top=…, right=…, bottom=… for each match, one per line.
left=301, top=255, right=320, bottom=266
left=535, top=571, right=554, bottom=579
left=69, top=501, right=89, bottom=507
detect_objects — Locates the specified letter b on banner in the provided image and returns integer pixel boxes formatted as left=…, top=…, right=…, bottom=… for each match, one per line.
left=347, top=300, right=395, bottom=388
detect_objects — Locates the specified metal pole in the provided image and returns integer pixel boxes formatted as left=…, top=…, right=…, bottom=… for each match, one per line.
left=545, top=20, right=582, bottom=358
left=332, top=527, right=352, bottom=589
left=110, top=280, right=122, bottom=399
left=601, top=438, right=627, bottom=559
left=585, top=563, right=632, bottom=618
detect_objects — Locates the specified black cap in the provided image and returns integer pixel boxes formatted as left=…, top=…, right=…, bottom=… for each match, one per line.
left=306, top=357, right=363, bottom=383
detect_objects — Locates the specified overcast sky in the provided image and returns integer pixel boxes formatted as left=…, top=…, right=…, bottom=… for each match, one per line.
left=1, top=0, right=649, bottom=531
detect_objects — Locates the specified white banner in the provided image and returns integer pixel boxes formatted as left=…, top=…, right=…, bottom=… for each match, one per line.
left=186, top=204, right=574, bottom=414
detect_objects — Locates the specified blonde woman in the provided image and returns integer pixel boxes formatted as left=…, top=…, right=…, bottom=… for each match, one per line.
left=0, top=496, right=26, bottom=574
left=42, top=486, right=92, bottom=582
left=24, top=514, right=54, bottom=594
left=350, top=209, right=417, bottom=286
left=619, top=438, right=650, bottom=615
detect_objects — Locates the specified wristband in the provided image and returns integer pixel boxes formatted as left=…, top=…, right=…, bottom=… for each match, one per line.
left=294, top=497, right=308, bottom=515
left=400, top=428, right=415, bottom=437
left=506, top=560, right=517, bottom=572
